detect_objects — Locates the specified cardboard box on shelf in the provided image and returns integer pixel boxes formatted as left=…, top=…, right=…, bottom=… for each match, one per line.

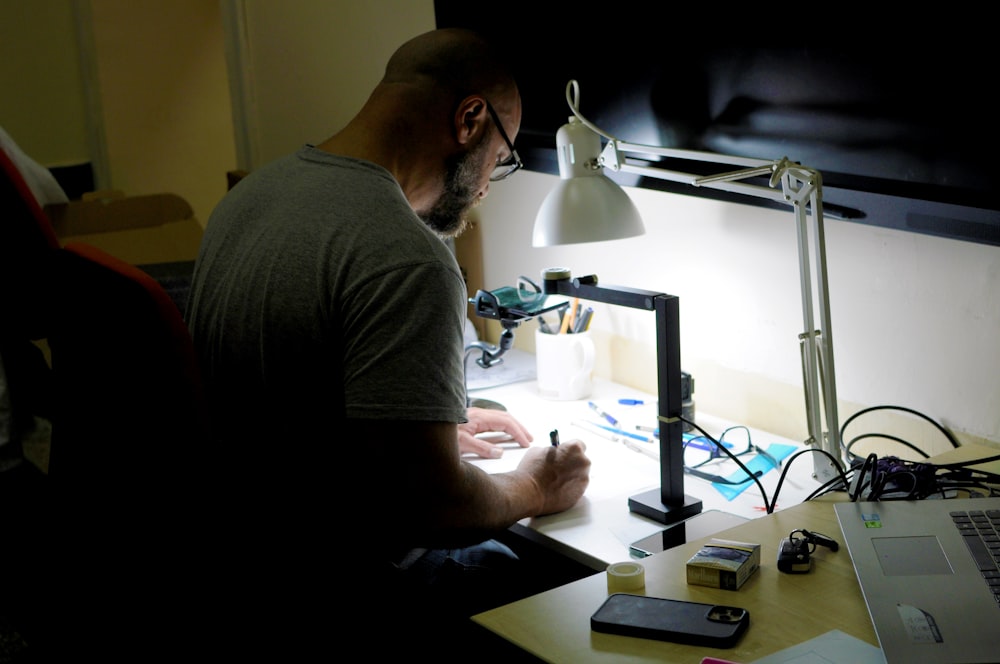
left=45, top=190, right=203, bottom=266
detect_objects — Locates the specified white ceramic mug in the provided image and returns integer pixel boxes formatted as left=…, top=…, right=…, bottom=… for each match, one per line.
left=535, top=328, right=595, bottom=400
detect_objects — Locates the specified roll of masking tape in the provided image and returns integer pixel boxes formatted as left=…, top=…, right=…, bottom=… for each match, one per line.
left=606, top=561, right=645, bottom=593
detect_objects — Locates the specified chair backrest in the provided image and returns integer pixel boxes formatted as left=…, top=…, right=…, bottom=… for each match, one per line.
left=1, top=143, right=61, bottom=340
left=0, top=143, right=60, bottom=250
left=3, top=241, right=215, bottom=658
left=47, top=241, right=209, bottom=492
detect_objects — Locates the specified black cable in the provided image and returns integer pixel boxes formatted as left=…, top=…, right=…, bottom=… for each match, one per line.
left=839, top=404, right=960, bottom=466
left=850, top=453, right=879, bottom=501
left=847, top=432, right=929, bottom=461
left=771, top=448, right=849, bottom=511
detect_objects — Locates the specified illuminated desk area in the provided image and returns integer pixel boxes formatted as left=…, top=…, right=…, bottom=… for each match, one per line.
left=469, top=378, right=1000, bottom=662
left=468, top=376, right=827, bottom=570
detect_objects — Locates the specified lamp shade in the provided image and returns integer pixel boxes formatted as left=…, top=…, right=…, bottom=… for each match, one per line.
left=532, top=117, right=645, bottom=247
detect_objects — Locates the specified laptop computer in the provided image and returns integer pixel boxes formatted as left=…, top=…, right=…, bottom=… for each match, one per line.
left=834, top=497, right=1000, bottom=663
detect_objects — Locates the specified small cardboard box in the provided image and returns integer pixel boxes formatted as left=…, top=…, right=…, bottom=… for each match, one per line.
left=47, top=191, right=203, bottom=265
left=686, top=538, right=760, bottom=590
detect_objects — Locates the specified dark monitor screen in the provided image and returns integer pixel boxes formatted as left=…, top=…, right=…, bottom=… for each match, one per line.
left=435, top=4, right=999, bottom=246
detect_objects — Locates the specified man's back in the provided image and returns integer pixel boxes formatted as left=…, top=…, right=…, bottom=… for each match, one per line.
left=186, top=146, right=468, bottom=457
left=184, top=144, right=473, bottom=655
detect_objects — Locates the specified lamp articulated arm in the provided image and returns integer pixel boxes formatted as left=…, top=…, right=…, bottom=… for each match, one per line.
left=563, top=77, right=840, bottom=479
left=536, top=80, right=843, bottom=490
left=602, top=140, right=842, bottom=480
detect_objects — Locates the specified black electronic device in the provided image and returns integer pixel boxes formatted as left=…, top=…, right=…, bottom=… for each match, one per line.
left=777, top=528, right=839, bottom=574
left=471, top=286, right=565, bottom=323
left=629, top=510, right=748, bottom=558
left=591, top=593, right=749, bottom=648
left=777, top=537, right=812, bottom=573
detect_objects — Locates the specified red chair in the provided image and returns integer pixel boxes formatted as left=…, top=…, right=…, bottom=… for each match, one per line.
left=7, top=241, right=214, bottom=659
left=0, top=141, right=60, bottom=339
left=3, top=143, right=215, bottom=658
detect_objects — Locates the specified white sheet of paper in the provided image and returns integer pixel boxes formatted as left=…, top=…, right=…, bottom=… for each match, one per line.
left=750, top=629, right=882, bottom=664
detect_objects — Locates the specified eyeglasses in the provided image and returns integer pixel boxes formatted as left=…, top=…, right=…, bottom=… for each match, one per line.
left=485, top=100, right=523, bottom=181
left=683, top=425, right=781, bottom=485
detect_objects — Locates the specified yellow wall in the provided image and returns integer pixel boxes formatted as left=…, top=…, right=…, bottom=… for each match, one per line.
left=0, top=0, right=90, bottom=166
left=0, top=0, right=236, bottom=226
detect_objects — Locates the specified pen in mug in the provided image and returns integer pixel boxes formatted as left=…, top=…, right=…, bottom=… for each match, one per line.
left=558, top=307, right=572, bottom=334
left=573, top=306, right=593, bottom=333
left=561, top=297, right=580, bottom=334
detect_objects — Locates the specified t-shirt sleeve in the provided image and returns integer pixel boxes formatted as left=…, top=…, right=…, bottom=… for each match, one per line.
left=342, top=258, right=468, bottom=424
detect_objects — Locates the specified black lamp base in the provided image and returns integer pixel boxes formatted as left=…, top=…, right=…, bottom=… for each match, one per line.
left=628, top=488, right=703, bottom=525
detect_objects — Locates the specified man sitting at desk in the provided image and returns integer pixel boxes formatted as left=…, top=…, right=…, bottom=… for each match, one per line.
left=185, top=28, right=591, bottom=655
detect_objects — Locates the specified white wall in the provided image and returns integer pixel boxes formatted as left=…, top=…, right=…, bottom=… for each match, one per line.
left=474, top=172, right=1000, bottom=453
left=233, top=0, right=1000, bottom=454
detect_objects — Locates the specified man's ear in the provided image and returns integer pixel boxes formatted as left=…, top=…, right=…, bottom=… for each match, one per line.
left=454, top=95, right=489, bottom=147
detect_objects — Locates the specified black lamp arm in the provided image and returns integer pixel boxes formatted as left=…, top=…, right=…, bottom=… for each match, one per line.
left=541, top=269, right=701, bottom=524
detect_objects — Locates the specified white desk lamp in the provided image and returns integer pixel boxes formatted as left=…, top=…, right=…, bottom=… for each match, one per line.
left=534, top=81, right=843, bottom=511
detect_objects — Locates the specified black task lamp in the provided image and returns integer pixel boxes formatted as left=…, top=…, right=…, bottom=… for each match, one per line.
left=531, top=80, right=843, bottom=524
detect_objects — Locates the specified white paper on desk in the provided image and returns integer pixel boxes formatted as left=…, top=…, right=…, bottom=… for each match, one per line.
left=750, top=629, right=882, bottom=664
left=465, top=348, right=536, bottom=390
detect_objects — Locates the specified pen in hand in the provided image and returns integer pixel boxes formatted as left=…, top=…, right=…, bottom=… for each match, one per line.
left=588, top=401, right=618, bottom=426
left=550, top=429, right=560, bottom=447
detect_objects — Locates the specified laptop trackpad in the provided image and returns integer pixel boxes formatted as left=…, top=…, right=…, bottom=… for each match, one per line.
left=873, top=536, right=953, bottom=576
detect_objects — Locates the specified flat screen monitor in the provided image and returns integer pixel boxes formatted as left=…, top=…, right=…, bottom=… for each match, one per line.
left=435, top=3, right=999, bottom=246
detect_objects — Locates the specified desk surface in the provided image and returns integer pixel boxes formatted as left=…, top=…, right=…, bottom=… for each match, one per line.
left=474, top=498, right=874, bottom=663
left=473, top=441, right=1000, bottom=663
left=469, top=378, right=828, bottom=569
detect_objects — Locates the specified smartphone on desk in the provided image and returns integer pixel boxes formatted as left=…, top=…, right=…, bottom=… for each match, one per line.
left=591, top=593, right=749, bottom=648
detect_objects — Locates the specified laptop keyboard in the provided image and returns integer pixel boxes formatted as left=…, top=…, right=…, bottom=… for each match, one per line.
left=951, top=509, right=1000, bottom=603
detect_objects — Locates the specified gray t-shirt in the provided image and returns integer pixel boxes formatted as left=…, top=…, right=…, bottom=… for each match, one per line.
left=186, top=146, right=468, bottom=450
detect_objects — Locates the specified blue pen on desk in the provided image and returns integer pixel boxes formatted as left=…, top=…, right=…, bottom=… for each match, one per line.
left=589, top=422, right=653, bottom=443
left=588, top=401, right=618, bottom=426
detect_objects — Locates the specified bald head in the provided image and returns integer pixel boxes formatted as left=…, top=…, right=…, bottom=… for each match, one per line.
left=382, top=28, right=517, bottom=110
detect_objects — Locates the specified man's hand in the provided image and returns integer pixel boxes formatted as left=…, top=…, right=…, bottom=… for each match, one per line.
left=458, top=406, right=533, bottom=458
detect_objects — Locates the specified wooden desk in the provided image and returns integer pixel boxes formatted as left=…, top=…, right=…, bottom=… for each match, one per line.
left=474, top=498, right=875, bottom=663
left=473, top=443, right=1000, bottom=662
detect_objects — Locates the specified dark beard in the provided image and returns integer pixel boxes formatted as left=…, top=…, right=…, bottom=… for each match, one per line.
left=418, top=140, right=487, bottom=238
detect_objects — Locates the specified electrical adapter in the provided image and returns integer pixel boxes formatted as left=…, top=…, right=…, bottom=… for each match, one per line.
left=777, top=537, right=812, bottom=573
